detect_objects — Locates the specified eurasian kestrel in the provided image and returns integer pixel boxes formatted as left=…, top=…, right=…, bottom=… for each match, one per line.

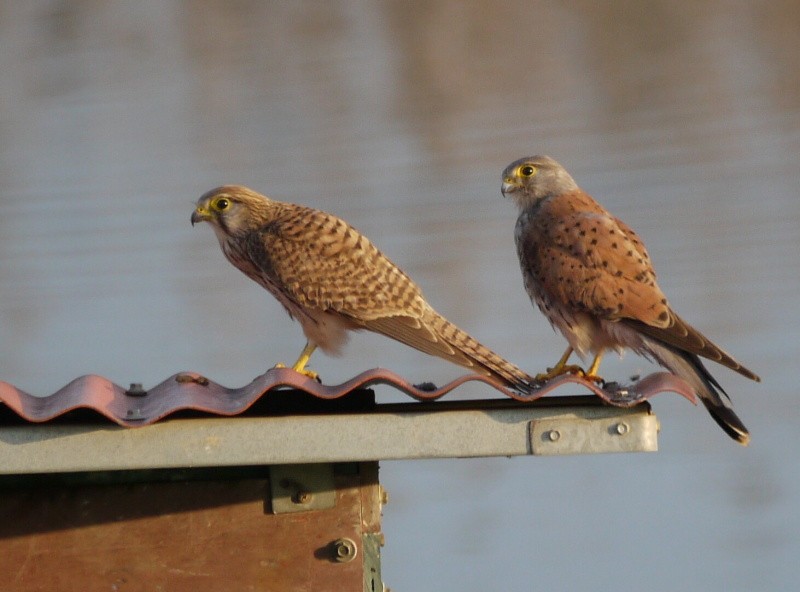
left=501, top=155, right=760, bottom=444
left=192, top=185, right=535, bottom=393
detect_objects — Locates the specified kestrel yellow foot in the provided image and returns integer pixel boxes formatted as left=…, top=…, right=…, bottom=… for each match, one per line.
left=192, top=185, right=538, bottom=395
left=534, top=347, right=587, bottom=381
left=581, top=352, right=605, bottom=384
left=274, top=342, right=320, bottom=380
left=580, top=373, right=605, bottom=384
left=296, top=367, right=320, bottom=380
left=502, top=154, right=760, bottom=443
left=535, top=364, right=587, bottom=382
left=272, top=361, right=319, bottom=380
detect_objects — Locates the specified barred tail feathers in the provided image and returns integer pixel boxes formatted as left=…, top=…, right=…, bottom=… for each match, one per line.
left=362, top=309, right=536, bottom=394
left=638, top=335, right=750, bottom=445
left=430, top=314, right=536, bottom=394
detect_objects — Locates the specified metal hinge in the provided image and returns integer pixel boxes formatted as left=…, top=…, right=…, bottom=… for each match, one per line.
left=362, top=532, right=384, bottom=592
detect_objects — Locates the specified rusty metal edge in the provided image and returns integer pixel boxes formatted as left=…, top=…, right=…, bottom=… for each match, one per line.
left=0, top=367, right=697, bottom=427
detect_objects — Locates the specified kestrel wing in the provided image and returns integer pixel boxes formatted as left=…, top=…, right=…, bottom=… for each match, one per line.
left=529, top=200, right=759, bottom=381
left=602, top=215, right=756, bottom=380
left=248, top=204, right=531, bottom=383
left=367, top=314, right=457, bottom=357
left=528, top=203, right=671, bottom=326
left=246, top=203, right=442, bottom=329
left=624, top=314, right=760, bottom=381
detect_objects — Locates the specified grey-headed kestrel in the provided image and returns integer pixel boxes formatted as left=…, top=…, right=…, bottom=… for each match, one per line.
left=501, top=156, right=760, bottom=444
left=192, top=185, right=536, bottom=393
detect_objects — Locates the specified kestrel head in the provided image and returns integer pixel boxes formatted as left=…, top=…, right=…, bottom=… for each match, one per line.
left=501, top=155, right=578, bottom=208
left=191, top=185, right=273, bottom=238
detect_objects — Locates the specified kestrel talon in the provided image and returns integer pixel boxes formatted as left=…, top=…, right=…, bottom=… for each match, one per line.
left=192, top=185, right=536, bottom=392
left=501, top=156, right=760, bottom=444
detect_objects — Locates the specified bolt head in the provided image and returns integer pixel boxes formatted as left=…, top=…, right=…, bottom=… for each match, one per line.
left=332, top=538, right=358, bottom=563
left=292, top=491, right=313, bottom=504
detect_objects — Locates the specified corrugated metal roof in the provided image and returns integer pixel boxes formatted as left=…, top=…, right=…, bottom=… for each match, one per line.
left=0, top=368, right=696, bottom=427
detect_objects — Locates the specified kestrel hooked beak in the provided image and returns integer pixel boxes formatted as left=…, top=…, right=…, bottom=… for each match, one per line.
left=502, top=155, right=760, bottom=445
left=192, top=184, right=537, bottom=392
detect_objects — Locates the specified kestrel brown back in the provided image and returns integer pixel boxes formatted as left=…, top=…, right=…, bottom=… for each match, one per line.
left=192, top=185, right=536, bottom=393
left=501, top=156, right=760, bottom=444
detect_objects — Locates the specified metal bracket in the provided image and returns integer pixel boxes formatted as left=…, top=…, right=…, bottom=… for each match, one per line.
left=269, top=463, right=336, bottom=514
left=529, top=413, right=658, bottom=456
left=362, top=533, right=384, bottom=592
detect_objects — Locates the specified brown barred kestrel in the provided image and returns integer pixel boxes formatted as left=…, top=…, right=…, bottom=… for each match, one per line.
left=501, top=155, right=760, bottom=444
left=192, top=185, right=536, bottom=393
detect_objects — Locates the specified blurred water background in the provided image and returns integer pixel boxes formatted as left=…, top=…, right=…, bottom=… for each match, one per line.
left=1, top=1, right=798, bottom=590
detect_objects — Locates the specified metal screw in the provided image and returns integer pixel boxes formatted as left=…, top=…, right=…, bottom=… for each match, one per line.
left=332, top=538, right=357, bottom=563
left=292, top=491, right=313, bottom=505
left=125, top=383, right=147, bottom=397
left=615, top=422, right=629, bottom=435
left=547, top=429, right=561, bottom=442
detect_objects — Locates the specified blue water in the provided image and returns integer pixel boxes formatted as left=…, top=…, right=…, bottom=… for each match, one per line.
left=1, top=2, right=798, bottom=590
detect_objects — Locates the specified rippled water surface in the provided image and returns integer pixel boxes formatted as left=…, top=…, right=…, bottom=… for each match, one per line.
left=1, top=2, right=798, bottom=590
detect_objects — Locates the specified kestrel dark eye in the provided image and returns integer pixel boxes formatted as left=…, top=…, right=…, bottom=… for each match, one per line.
left=520, top=165, right=536, bottom=177
left=214, top=198, right=230, bottom=211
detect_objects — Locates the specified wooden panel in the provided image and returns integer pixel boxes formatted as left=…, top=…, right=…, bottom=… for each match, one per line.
left=0, top=464, right=381, bottom=592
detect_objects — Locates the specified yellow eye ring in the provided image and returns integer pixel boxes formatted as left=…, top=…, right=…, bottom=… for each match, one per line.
left=519, top=165, right=536, bottom=178
left=212, top=197, right=230, bottom=211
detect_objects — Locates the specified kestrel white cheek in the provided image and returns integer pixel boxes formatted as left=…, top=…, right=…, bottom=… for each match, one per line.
left=504, top=155, right=759, bottom=445
left=193, top=185, right=537, bottom=393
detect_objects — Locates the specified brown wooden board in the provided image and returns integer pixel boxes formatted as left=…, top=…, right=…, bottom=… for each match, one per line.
left=0, top=463, right=382, bottom=592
